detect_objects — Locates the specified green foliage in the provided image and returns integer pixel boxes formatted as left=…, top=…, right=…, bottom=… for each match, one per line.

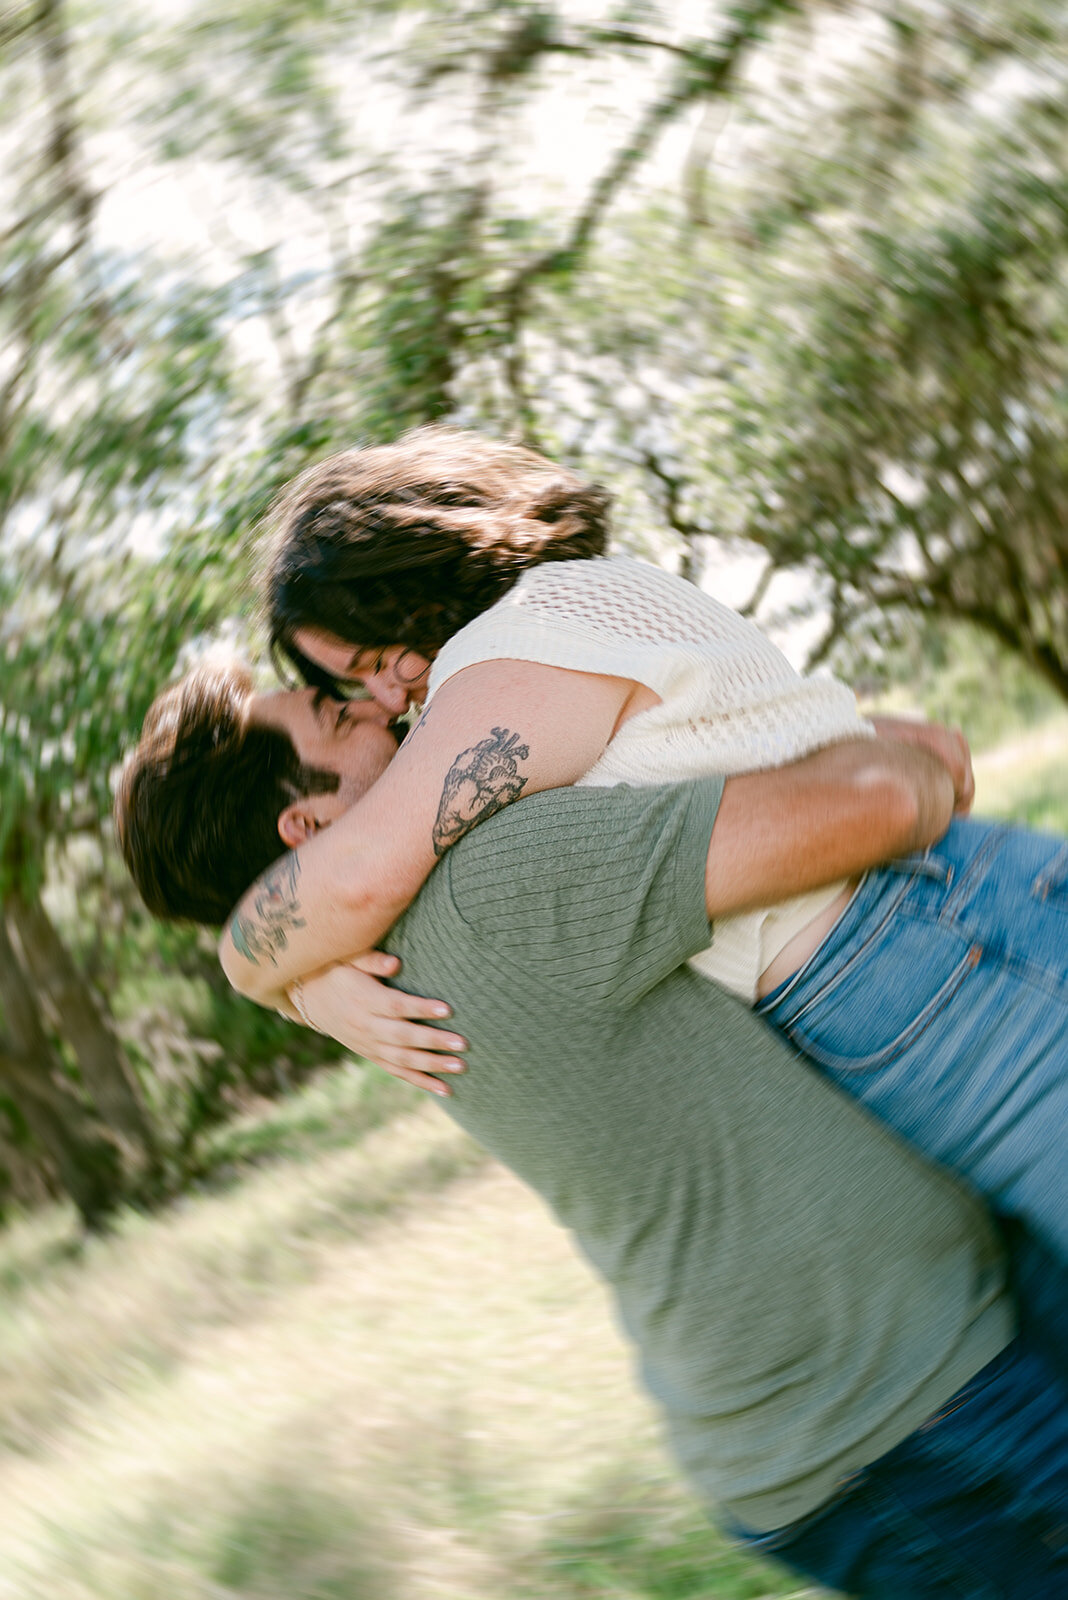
left=190, top=1061, right=418, bottom=1182
left=4, top=0, right=1067, bottom=1216
left=61, top=886, right=351, bottom=1176
left=858, top=620, right=1063, bottom=751
left=533, top=3, right=1068, bottom=695
left=0, top=256, right=241, bottom=888
left=146, top=0, right=358, bottom=176
left=356, top=185, right=496, bottom=436
left=726, top=107, right=1068, bottom=676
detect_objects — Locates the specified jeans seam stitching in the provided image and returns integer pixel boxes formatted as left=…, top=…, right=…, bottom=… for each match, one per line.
left=771, top=871, right=914, bottom=1032
left=1031, top=839, right=1068, bottom=903
left=782, top=946, right=980, bottom=1073
left=938, top=828, right=1003, bottom=916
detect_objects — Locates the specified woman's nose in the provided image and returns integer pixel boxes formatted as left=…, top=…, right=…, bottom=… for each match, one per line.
left=364, top=670, right=412, bottom=715
left=344, top=697, right=392, bottom=726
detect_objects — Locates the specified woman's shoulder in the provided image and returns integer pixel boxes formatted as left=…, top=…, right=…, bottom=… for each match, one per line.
left=428, top=552, right=778, bottom=689
left=426, top=556, right=683, bottom=696
left=510, top=554, right=761, bottom=643
left=511, top=553, right=714, bottom=614
left=514, top=552, right=683, bottom=593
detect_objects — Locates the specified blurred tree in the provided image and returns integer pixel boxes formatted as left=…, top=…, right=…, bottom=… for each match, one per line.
left=0, top=0, right=243, bottom=1218
left=532, top=1, right=1068, bottom=695
left=0, top=0, right=793, bottom=1212
left=4, top=0, right=1066, bottom=1221
left=724, top=75, right=1068, bottom=697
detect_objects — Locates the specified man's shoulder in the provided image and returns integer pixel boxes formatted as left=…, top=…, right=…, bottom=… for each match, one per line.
left=443, top=777, right=719, bottom=888
left=400, top=784, right=628, bottom=931
left=393, top=777, right=723, bottom=1019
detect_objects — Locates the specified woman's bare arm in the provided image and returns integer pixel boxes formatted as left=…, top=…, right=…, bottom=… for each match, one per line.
left=219, top=660, right=641, bottom=1007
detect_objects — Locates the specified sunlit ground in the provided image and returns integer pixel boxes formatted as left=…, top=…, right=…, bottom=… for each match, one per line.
left=0, top=1090, right=807, bottom=1599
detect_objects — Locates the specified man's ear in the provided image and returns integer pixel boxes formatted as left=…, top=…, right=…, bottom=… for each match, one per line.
left=277, top=800, right=328, bottom=849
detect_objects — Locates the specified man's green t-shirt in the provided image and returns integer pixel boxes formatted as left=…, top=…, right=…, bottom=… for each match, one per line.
left=388, top=778, right=1011, bottom=1531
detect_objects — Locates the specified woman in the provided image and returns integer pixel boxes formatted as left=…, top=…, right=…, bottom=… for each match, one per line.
left=223, top=426, right=1068, bottom=1268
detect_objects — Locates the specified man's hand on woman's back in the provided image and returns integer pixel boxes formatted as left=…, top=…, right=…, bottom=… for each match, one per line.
left=870, top=715, right=975, bottom=816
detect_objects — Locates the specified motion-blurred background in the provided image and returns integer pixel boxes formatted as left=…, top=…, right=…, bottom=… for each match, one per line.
left=0, top=2, right=1066, bottom=1594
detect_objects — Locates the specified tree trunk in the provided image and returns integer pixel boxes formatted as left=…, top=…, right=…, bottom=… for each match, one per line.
left=6, top=888, right=159, bottom=1177
left=0, top=1099, right=57, bottom=1208
left=0, top=915, right=122, bottom=1227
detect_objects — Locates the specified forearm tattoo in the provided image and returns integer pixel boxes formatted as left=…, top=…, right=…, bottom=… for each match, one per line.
left=228, top=851, right=306, bottom=967
left=433, top=727, right=530, bottom=858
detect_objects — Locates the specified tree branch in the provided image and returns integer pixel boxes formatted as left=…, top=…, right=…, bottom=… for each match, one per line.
left=0, top=0, right=36, bottom=53
left=555, top=24, right=760, bottom=67
left=639, top=447, right=700, bottom=540
left=738, top=557, right=777, bottom=618
left=500, top=0, right=793, bottom=322
left=36, top=0, right=97, bottom=251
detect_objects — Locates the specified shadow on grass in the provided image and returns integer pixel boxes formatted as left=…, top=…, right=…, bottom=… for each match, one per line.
left=6, top=1424, right=825, bottom=1600
left=17, top=1471, right=402, bottom=1600
left=508, top=1471, right=822, bottom=1600
left=190, top=1062, right=423, bottom=1189
left=204, top=1476, right=401, bottom=1600
left=0, top=1209, right=85, bottom=1300
left=0, top=1121, right=486, bottom=1460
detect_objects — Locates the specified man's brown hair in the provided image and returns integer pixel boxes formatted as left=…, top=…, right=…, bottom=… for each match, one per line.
left=116, top=664, right=339, bottom=926
left=262, top=425, right=612, bottom=695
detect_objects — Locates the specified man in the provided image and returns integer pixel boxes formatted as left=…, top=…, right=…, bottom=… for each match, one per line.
left=117, top=664, right=1068, bottom=1597
left=115, top=663, right=403, bottom=925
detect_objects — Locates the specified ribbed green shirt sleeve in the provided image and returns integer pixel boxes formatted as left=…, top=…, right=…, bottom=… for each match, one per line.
left=437, top=778, right=723, bottom=1011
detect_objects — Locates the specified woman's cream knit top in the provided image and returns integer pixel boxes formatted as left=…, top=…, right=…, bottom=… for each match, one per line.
left=427, top=555, right=873, bottom=1001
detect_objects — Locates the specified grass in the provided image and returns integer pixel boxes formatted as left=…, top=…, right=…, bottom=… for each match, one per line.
left=0, top=1112, right=807, bottom=1600
left=193, top=1056, right=420, bottom=1177
left=1, top=715, right=1062, bottom=1599
left=972, top=712, right=1068, bottom=833
left=0, top=1092, right=485, bottom=1459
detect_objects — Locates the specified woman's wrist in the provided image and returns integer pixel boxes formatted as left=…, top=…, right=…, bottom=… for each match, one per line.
left=288, top=977, right=325, bottom=1033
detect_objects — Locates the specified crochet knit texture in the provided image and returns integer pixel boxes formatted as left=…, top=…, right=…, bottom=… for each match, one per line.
left=429, top=556, right=873, bottom=1000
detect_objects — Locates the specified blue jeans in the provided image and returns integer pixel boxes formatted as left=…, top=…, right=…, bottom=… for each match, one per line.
left=730, top=1336, right=1068, bottom=1597
left=757, top=818, right=1068, bottom=1263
